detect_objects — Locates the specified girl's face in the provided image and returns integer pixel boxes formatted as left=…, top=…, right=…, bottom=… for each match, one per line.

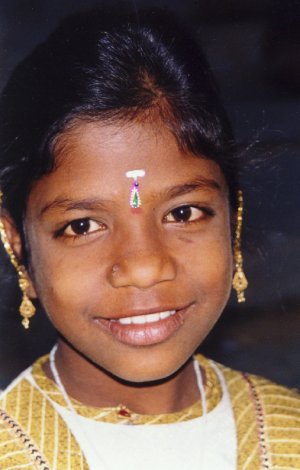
left=25, top=120, right=233, bottom=382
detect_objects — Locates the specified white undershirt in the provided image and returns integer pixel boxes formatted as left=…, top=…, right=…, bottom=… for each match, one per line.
left=27, top=362, right=237, bottom=470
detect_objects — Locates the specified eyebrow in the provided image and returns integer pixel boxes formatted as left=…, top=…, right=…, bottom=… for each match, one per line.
left=39, top=197, right=112, bottom=217
left=163, top=176, right=221, bottom=200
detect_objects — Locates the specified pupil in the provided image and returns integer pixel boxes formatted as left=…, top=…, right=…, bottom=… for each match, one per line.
left=71, top=219, right=90, bottom=234
left=172, top=206, right=191, bottom=222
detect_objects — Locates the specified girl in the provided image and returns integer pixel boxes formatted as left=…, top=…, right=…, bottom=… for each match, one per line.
left=0, top=7, right=299, bottom=469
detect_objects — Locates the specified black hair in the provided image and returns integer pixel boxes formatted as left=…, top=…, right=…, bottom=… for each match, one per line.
left=0, top=7, right=238, bottom=237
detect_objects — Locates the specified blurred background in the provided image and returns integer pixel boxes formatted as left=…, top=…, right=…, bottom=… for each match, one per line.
left=0, top=0, right=299, bottom=388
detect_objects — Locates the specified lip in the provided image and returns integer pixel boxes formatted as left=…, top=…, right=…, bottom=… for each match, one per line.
left=94, top=303, right=194, bottom=346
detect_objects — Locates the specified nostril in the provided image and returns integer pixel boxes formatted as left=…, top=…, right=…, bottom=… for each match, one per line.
left=108, top=252, right=176, bottom=289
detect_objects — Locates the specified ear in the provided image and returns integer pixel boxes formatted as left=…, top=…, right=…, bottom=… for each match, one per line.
left=0, top=213, right=38, bottom=299
left=1, top=213, right=23, bottom=259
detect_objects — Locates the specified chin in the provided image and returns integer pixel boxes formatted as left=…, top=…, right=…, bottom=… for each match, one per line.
left=102, top=349, right=192, bottom=385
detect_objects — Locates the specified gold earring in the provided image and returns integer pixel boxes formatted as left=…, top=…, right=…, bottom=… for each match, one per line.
left=0, top=192, right=35, bottom=328
left=232, top=190, right=248, bottom=303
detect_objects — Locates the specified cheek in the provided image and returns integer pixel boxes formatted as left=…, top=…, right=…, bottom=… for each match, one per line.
left=177, top=227, right=233, bottom=282
left=184, top=239, right=233, bottom=340
left=206, top=237, right=233, bottom=296
left=180, top=231, right=233, bottom=318
left=204, top=240, right=233, bottom=287
left=28, top=238, right=104, bottom=316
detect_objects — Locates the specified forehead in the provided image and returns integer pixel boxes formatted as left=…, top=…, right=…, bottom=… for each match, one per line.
left=52, top=119, right=225, bottom=181
left=29, top=119, right=228, bottom=210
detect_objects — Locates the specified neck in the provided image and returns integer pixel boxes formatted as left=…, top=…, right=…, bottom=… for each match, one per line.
left=44, top=341, right=203, bottom=415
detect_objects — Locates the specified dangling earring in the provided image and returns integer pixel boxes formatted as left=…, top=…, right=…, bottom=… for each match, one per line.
left=0, top=192, right=35, bottom=328
left=232, top=190, right=248, bottom=303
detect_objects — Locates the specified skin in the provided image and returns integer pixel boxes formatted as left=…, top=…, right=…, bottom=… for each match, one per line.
left=5, top=119, right=233, bottom=414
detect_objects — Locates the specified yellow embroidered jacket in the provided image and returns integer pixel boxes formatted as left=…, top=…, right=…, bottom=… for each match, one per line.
left=0, top=354, right=299, bottom=469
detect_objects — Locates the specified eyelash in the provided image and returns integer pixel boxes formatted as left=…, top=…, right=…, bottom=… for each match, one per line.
left=54, top=218, right=106, bottom=240
left=163, top=204, right=215, bottom=224
left=54, top=204, right=214, bottom=241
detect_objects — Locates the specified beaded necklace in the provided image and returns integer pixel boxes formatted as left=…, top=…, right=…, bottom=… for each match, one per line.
left=242, top=372, right=271, bottom=469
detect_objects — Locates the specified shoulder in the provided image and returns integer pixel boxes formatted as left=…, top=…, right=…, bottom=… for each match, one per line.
left=0, top=407, right=50, bottom=468
left=0, top=355, right=88, bottom=469
left=0, top=364, right=33, bottom=408
left=0, top=417, right=30, bottom=467
left=0, top=359, right=50, bottom=468
left=217, top=359, right=300, bottom=414
left=214, top=359, right=300, bottom=469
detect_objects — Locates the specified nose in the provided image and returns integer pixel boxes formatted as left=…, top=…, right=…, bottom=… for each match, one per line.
left=108, top=237, right=176, bottom=290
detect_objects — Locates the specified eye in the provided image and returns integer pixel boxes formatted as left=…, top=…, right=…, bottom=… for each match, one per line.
left=63, top=218, right=104, bottom=237
left=164, top=205, right=210, bottom=223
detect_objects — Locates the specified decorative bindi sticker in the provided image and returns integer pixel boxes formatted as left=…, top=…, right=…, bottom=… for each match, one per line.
left=125, top=169, right=145, bottom=209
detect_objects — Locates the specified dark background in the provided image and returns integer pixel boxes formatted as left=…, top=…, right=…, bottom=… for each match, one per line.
left=0, top=0, right=299, bottom=388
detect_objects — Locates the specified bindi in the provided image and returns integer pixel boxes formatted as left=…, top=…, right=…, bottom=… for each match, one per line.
left=125, top=169, right=146, bottom=209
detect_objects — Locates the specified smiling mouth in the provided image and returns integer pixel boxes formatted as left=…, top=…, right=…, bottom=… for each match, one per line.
left=94, top=305, right=192, bottom=347
left=111, top=310, right=176, bottom=325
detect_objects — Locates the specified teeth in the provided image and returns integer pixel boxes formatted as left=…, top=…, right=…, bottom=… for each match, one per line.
left=117, top=310, right=176, bottom=325
left=144, top=313, right=160, bottom=324
left=118, top=317, right=132, bottom=325
left=159, top=311, right=170, bottom=320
